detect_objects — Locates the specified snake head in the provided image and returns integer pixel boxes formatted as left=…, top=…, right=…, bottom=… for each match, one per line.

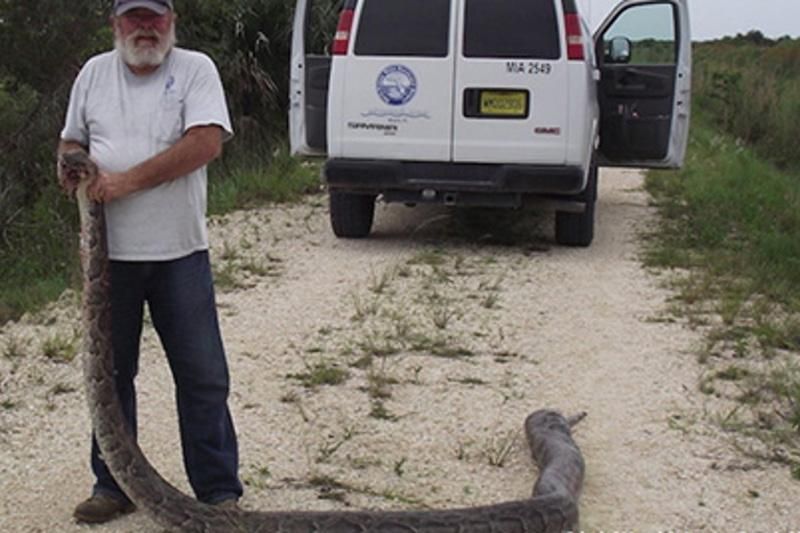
left=58, top=150, right=96, bottom=198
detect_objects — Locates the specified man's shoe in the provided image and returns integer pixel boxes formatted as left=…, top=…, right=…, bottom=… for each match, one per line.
left=213, top=498, right=241, bottom=512
left=73, top=494, right=135, bottom=524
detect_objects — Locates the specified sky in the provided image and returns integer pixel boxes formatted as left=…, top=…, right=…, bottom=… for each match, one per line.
left=581, top=0, right=800, bottom=41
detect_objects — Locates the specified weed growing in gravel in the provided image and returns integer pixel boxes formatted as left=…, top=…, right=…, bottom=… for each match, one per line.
left=287, top=360, right=349, bottom=389
left=308, top=475, right=349, bottom=502
left=407, top=249, right=447, bottom=267
left=317, top=426, right=357, bottom=463
left=480, top=292, right=500, bottom=310
left=451, top=377, right=487, bottom=386
left=357, top=335, right=400, bottom=358
left=393, top=457, right=407, bottom=476
left=2, top=335, right=26, bottom=359
left=350, top=292, right=380, bottom=322
left=417, top=334, right=474, bottom=359
left=365, top=361, right=396, bottom=399
left=369, top=401, right=398, bottom=421
left=49, top=383, right=76, bottom=396
left=211, top=233, right=286, bottom=292
left=213, top=261, right=244, bottom=292
left=280, top=390, right=310, bottom=422
left=367, top=266, right=397, bottom=295
left=41, top=332, right=77, bottom=363
left=454, top=442, right=469, bottom=461
left=220, top=240, right=239, bottom=262
left=482, top=430, right=518, bottom=467
left=242, top=464, right=272, bottom=491
left=239, top=257, right=279, bottom=278
left=430, top=300, right=459, bottom=330
left=306, top=473, right=425, bottom=506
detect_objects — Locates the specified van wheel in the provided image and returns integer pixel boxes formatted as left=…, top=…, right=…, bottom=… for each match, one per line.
left=329, top=191, right=376, bottom=238
left=555, top=160, right=598, bottom=247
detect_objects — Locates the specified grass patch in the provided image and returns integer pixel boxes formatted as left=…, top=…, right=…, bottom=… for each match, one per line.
left=2, top=335, right=27, bottom=359
left=645, top=113, right=800, bottom=324
left=369, top=400, right=398, bottom=421
left=41, top=333, right=78, bottom=363
left=482, top=430, right=517, bottom=467
left=287, top=360, right=349, bottom=389
left=693, top=37, right=800, bottom=169
left=208, top=148, right=320, bottom=215
left=316, top=426, right=356, bottom=463
left=0, top=185, right=79, bottom=325
left=644, top=112, right=800, bottom=473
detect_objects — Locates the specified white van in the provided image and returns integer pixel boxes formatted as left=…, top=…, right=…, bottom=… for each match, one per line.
left=290, top=0, right=691, bottom=246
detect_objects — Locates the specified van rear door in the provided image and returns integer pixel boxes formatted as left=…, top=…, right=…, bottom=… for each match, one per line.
left=595, top=0, right=692, bottom=168
left=452, top=0, right=569, bottom=164
left=289, top=0, right=337, bottom=157
left=326, top=0, right=457, bottom=161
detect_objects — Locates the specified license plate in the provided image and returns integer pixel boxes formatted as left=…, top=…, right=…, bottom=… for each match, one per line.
left=479, top=90, right=528, bottom=117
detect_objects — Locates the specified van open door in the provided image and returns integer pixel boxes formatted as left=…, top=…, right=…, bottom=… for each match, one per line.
left=290, top=0, right=340, bottom=156
left=595, top=0, right=691, bottom=168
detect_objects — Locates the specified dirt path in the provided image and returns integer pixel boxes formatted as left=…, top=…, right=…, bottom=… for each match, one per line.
left=1, top=169, right=798, bottom=531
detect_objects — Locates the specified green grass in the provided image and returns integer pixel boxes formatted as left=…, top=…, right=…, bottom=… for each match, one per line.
left=287, top=360, right=349, bottom=389
left=693, top=38, right=800, bottom=169
left=645, top=113, right=800, bottom=307
left=0, top=185, right=81, bottom=324
left=41, top=332, right=78, bottom=363
left=208, top=147, right=320, bottom=215
left=645, top=112, right=800, bottom=472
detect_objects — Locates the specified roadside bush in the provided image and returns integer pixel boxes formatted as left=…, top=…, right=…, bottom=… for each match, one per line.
left=693, top=38, right=800, bottom=169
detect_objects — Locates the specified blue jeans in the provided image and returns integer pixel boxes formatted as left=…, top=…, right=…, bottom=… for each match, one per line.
left=91, top=251, right=242, bottom=504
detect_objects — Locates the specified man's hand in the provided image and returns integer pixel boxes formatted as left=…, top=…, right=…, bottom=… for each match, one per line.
left=85, top=170, right=134, bottom=204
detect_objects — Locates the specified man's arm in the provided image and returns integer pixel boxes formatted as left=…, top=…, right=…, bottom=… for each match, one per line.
left=88, top=125, right=223, bottom=203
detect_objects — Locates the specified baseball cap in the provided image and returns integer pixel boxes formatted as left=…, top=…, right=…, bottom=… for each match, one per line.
left=114, top=0, right=173, bottom=15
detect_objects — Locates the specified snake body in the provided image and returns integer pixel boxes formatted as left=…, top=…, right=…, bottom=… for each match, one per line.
left=60, top=150, right=586, bottom=532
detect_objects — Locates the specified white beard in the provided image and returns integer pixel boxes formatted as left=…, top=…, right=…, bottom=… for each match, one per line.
left=114, top=22, right=176, bottom=69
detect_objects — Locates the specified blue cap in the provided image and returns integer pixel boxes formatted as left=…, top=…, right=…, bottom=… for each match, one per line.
left=114, top=0, right=173, bottom=15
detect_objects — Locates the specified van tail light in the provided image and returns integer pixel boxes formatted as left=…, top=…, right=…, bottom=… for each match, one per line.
left=564, top=13, right=585, bottom=60
left=332, top=8, right=355, bottom=55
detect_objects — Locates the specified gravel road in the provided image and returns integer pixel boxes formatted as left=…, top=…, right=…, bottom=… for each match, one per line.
left=1, top=168, right=798, bottom=531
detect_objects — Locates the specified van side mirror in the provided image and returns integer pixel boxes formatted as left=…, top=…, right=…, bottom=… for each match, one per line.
left=606, top=36, right=632, bottom=64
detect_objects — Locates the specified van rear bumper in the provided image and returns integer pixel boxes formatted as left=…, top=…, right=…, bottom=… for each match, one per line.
left=324, top=159, right=585, bottom=196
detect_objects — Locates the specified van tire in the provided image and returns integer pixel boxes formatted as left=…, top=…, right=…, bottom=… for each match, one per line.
left=555, top=159, right=598, bottom=247
left=329, top=191, right=376, bottom=238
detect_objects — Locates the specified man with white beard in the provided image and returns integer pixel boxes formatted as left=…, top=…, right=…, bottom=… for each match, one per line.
left=58, top=0, right=243, bottom=524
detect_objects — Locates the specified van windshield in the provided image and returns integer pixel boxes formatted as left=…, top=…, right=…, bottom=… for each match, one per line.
left=463, top=0, right=561, bottom=59
left=354, top=0, right=451, bottom=57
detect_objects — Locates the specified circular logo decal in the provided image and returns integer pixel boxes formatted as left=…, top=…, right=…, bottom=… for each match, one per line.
left=376, top=65, right=417, bottom=106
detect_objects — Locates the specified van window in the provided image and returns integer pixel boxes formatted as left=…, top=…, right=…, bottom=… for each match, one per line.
left=602, top=3, right=677, bottom=64
left=463, top=0, right=560, bottom=59
left=354, top=0, right=451, bottom=57
left=305, top=0, right=343, bottom=54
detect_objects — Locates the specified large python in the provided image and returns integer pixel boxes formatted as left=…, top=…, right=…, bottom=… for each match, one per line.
left=59, top=150, right=586, bottom=532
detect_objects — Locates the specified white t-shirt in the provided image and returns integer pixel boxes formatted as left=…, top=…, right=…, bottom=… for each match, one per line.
left=60, top=48, right=233, bottom=261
